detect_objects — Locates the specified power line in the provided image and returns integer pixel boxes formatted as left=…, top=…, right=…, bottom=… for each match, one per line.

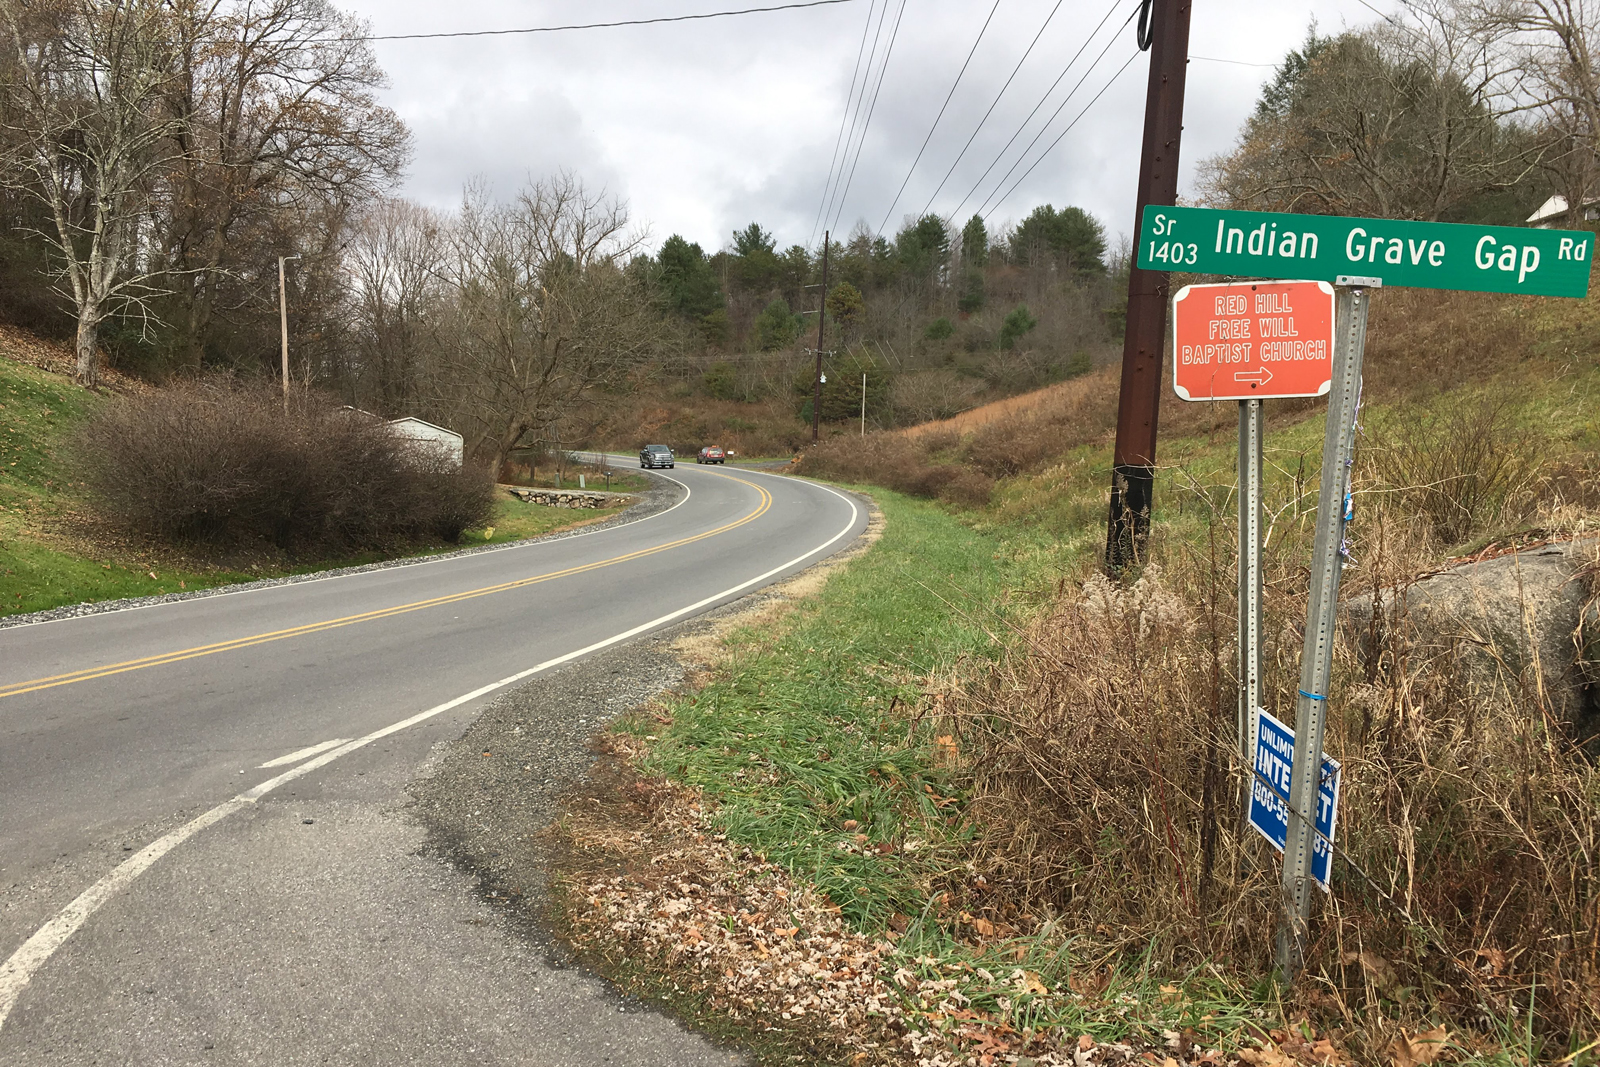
left=946, top=0, right=1130, bottom=222
left=824, top=0, right=893, bottom=240
left=344, top=0, right=858, bottom=41
left=829, top=0, right=909, bottom=234
left=982, top=48, right=1141, bottom=220
left=972, top=4, right=1139, bottom=218
left=810, top=0, right=880, bottom=249
left=830, top=0, right=907, bottom=234
left=875, top=0, right=1004, bottom=235
left=918, top=0, right=1065, bottom=220
left=1191, top=54, right=1275, bottom=67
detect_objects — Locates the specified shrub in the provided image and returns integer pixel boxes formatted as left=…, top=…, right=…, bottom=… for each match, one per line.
left=1367, top=393, right=1541, bottom=546
left=701, top=361, right=739, bottom=401
left=72, top=381, right=494, bottom=555
left=998, top=304, right=1037, bottom=349
left=755, top=297, right=800, bottom=351
left=925, top=317, right=954, bottom=341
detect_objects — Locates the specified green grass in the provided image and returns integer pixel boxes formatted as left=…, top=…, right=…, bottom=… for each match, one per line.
left=503, top=467, right=650, bottom=494
left=624, top=487, right=1275, bottom=1050
left=469, top=495, right=629, bottom=546
left=636, top=490, right=1014, bottom=926
left=0, top=539, right=265, bottom=615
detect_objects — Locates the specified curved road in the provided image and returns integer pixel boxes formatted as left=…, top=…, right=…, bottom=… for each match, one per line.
left=0, top=463, right=864, bottom=1065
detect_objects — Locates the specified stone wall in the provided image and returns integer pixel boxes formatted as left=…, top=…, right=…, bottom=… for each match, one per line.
left=505, top=487, right=627, bottom=509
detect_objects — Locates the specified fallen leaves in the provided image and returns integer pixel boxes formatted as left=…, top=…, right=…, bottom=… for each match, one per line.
left=1339, top=950, right=1399, bottom=996
left=1388, top=1026, right=1449, bottom=1067
left=1238, top=1044, right=1298, bottom=1067
left=1016, top=970, right=1048, bottom=995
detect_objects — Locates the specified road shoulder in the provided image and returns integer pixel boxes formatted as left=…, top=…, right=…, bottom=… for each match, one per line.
left=408, top=493, right=883, bottom=1062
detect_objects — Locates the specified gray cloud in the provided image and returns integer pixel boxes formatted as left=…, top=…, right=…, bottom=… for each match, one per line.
left=340, top=0, right=1382, bottom=252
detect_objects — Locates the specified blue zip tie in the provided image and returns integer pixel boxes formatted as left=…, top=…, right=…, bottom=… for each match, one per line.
left=1299, top=689, right=1327, bottom=701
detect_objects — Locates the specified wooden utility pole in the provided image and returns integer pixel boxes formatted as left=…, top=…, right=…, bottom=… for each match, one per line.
left=813, top=232, right=830, bottom=442
left=1104, top=0, right=1192, bottom=572
left=278, top=253, right=300, bottom=414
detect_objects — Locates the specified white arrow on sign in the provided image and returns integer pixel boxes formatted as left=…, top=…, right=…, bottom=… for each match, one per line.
left=1235, top=367, right=1273, bottom=386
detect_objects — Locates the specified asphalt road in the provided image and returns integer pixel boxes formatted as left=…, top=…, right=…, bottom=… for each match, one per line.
left=0, top=463, right=865, bottom=1065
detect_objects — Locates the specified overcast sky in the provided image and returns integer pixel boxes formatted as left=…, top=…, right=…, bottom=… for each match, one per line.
left=336, top=0, right=1392, bottom=255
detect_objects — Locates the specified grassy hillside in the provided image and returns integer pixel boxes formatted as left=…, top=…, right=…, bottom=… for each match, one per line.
left=0, top=335, right=626, bottom=619
left=591, top=274, right=1600, bottom=1064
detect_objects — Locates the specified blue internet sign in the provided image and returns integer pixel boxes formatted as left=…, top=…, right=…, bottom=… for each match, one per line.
left=1248, top=709, right=1342, bottom=891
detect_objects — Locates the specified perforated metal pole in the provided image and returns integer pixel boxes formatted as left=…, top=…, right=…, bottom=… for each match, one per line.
left=1238, top=399, right=1264, bottom=786
left=1276, top=283, right=1371, bottom=980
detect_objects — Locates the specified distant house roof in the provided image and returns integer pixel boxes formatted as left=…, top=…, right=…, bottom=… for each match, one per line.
left=388, top=416, right=462, bottom=443
left=1527, top=194, right=1600, bottom=227
left=336, top=404, right=384, bottom=421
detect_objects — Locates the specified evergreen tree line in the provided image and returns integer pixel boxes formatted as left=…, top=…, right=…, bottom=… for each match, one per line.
left=643, top=203, right=1122, bottom=427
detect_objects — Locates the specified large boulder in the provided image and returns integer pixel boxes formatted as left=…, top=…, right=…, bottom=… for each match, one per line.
left=1342, top=540, right=1598, bottom=731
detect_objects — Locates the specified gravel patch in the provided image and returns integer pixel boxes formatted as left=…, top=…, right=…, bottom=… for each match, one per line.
left=0, top=472, right=685, bottom=631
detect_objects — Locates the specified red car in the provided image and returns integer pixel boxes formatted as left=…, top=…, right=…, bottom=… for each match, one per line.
left=696, top=446, right=726, bottom=464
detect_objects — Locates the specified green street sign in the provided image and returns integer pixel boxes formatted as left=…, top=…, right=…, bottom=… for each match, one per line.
left=1137, top=205, right=1594, bottom=298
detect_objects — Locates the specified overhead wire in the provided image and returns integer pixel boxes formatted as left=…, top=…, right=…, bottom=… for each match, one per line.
left=1191, top=54, right=1276, bottom=67
left=916, top=0, right=1065, bottom=220
left=810, top=0, right=881, bottom=249
left=823, top=0, right=893, bottom=239
left=875, top=0, right=1004, bottom=235
left=829, top=0, right=909, bottom=234
left=343, top=0, right=859, bottom=41
left=971, top=2, right=1140, bottom=219
left=982, top=48, right=1141, bottom=220
left=944, top=0, right=1129, bottom=222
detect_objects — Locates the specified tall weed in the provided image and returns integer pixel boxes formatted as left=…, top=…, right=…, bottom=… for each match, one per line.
left=939, top=484, right=1600, bottom=1056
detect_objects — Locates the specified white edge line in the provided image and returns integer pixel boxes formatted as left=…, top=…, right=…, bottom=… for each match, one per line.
left=0, top=480, right=861, bottom=1031
left=258, top=738, right=350, bottom=768
left=1, top=467, right=693, bottom=633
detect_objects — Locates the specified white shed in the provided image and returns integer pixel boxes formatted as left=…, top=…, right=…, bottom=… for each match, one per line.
left=388, top=416, right=464, bottom=467
left=1527, top=195, right=1600, bottom=229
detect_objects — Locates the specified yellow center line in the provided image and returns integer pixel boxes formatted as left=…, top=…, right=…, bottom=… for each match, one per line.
left=0, top=472, right=773, bottom=701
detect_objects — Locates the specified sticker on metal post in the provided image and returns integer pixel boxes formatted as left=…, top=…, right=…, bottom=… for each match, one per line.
left=1172, top=281, right=1336, bottom=402
left=1247, top=708, right=1342, bottom=891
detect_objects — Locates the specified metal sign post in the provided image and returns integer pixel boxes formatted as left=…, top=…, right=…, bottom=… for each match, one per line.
left=1275, top=279, right=1374, bottom=980
left=1238, top=398, right=1263, bottom=777
left=1171, top=280, right=1337, bottom=819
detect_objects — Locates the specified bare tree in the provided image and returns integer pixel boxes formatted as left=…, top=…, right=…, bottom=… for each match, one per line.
left=0, top=0, right=185, bottom=385
left=345, top=197, right=442, bottom=415
left=156, top=0, right=407, bottom=370
left=424, top=175, right=658, bottom=475
left=1483, top=0, right=1600, bottom=212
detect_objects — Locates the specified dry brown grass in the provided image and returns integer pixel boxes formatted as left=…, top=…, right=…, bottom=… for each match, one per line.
left=894, top=369, right=1117, bottom=441
left=933, top=453, right=1600, bottom=1059
left=799, top=366, right=1121, bottom=502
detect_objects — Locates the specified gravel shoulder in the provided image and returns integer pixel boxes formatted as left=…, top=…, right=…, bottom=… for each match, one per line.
left=407, top=490, right=881, bottom=1058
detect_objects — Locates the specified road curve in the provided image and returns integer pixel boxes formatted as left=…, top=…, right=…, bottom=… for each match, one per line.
left=0, top=464, right=864, bottom=1064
